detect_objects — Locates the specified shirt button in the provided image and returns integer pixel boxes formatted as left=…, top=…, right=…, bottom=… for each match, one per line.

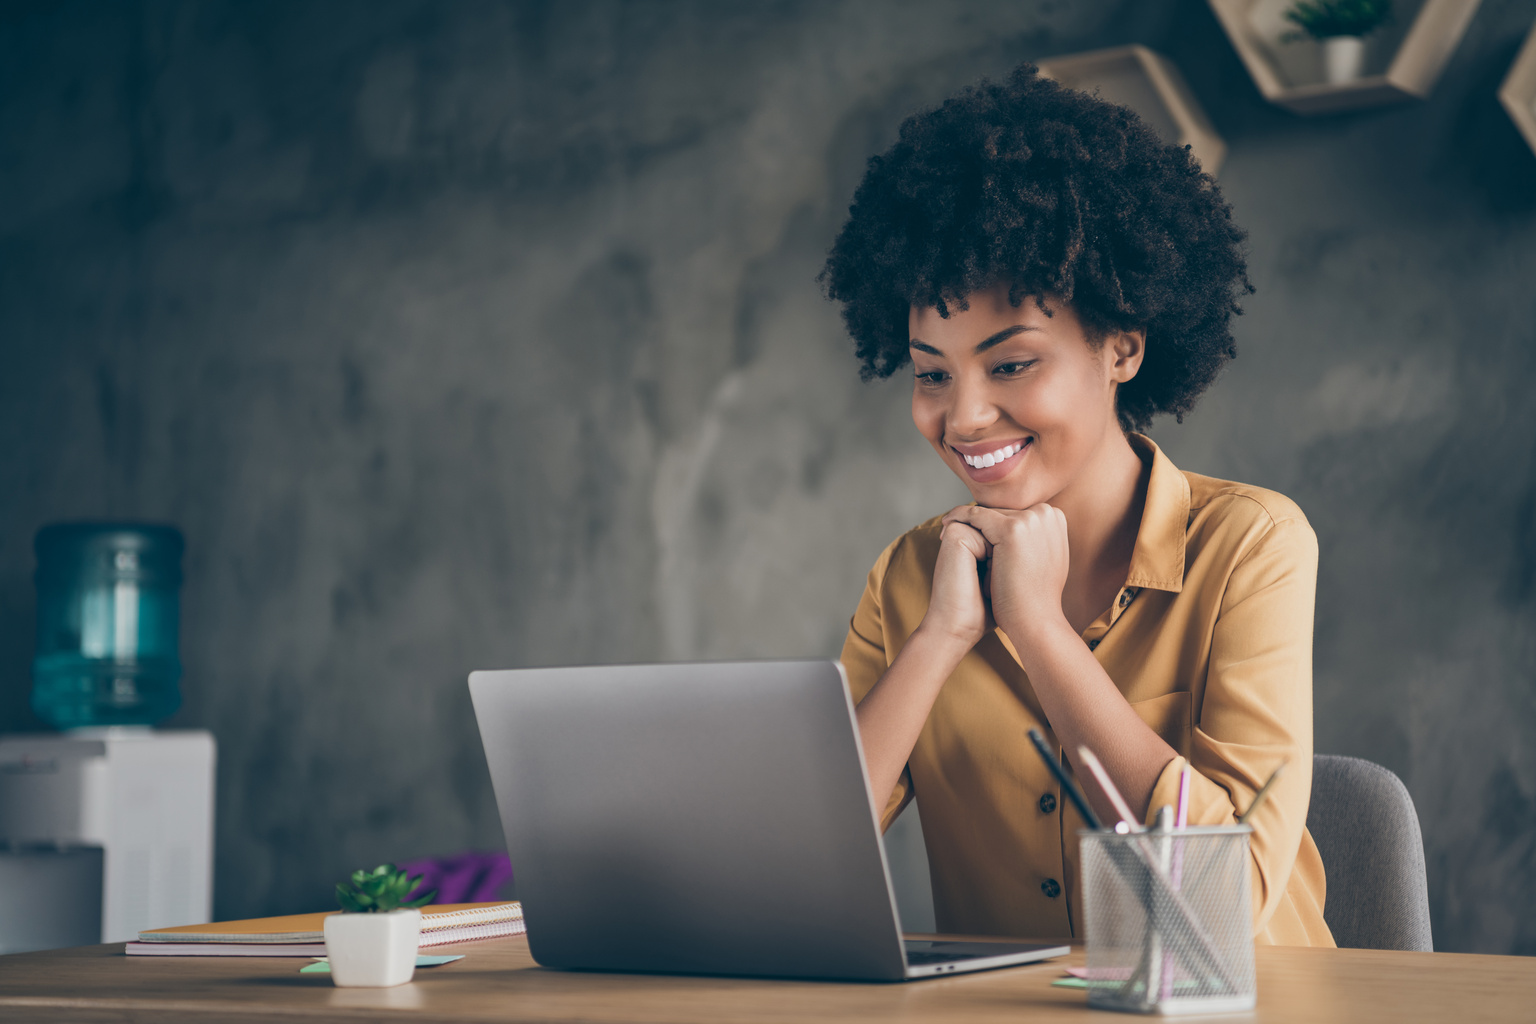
left=1038, top=793, right=1057, bottom=814
left=1119, top=589, right=1135, bottom=608
left=1041, top=878, right=1061, bottom=898
left=1087, top=638, right=1100, bottom=651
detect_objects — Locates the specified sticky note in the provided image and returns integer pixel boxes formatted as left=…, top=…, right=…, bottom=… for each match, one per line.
left=300, top=954, right=464, bottom=974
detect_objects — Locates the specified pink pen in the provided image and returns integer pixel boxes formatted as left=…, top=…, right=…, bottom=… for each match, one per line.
left=1175, top=765, right=1191, bottom=831
left=1161, top=765, right=1192, bottom=1002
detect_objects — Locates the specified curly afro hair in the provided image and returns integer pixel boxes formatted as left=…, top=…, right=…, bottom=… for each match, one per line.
left=820, top=64, right=1252, bottom=432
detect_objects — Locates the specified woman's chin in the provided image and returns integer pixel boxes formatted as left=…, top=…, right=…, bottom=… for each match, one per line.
left=963, top=481, right=1037, bottom=511
left=947, top=450, right=1047, bottom=509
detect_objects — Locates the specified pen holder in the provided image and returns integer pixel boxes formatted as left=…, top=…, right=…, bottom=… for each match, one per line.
left=1080, top=825, right=1256, bottom=1015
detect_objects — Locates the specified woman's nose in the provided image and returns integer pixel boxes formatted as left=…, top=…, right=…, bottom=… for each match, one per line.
left=947, top=373, right=997, bottom=438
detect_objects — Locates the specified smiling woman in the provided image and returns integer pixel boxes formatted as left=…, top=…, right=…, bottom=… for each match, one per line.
left=820, top=65, right=1334, bottom=947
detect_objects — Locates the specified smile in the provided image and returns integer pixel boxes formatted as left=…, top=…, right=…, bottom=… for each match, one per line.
left=959, top=439, right=1030, bottom=469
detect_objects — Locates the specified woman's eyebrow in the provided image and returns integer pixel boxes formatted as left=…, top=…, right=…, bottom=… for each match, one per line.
left=909, top=324, right=1036, bottom=357
left=974, top=325, right=1035, bottom=353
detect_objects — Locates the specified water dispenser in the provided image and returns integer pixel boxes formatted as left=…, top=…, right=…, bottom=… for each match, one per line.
left=1, top=524, right=215, bottom=953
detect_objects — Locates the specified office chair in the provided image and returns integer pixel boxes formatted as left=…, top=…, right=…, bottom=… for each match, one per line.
left=1306, top=754, right=1433, bottom=951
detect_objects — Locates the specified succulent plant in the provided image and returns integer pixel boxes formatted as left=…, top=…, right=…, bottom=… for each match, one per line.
left=335, top=863, right=437, bottom=913
left=1283, top=0, right=1393, bottom=41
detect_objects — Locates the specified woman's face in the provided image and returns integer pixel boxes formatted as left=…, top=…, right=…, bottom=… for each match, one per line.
left=908, top=284, right=1143, bottom=510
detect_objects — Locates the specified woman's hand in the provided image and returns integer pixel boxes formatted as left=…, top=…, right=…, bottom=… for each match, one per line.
left=915, top=515, right=993, bottom=650
left=941, top=503, right=1071, bottom=643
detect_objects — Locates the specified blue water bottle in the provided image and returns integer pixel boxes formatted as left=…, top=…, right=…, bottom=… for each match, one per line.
left=31, top=523, right=185, bottom=729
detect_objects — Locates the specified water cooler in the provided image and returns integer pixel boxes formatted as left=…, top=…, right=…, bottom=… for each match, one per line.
left=0, top=523, right=216, bottom=954
left=0, top=729, right=215, bottom=952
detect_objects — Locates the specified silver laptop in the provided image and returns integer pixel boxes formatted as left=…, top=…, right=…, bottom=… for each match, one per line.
left=468, top=659, right=1069, bottom=981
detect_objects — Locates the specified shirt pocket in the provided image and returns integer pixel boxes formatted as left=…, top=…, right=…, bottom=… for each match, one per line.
left=1128, top=691, right=1192, bottom=757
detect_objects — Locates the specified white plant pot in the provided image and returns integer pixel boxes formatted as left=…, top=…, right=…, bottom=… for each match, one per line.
left=322, top=909, right=421, bottom=987
left=1323, top=36, right=1366, bottom=85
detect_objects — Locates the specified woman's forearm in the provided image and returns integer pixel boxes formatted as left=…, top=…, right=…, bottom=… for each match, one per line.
left=1011, top=617, right=1177, bottom=823
left=854, top=627, right=972, bottom=810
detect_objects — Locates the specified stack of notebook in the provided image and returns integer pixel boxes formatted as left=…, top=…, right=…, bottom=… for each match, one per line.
left=125, top=901, right=524, bottom=956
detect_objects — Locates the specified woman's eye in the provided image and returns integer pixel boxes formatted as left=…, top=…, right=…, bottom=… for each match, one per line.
left=914, top=370, right=948, bottom=386
left=994, top=360, right=1034, bottom=376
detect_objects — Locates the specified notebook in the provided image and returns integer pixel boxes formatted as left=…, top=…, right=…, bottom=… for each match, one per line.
left=125, top=901, right=524, bottom=956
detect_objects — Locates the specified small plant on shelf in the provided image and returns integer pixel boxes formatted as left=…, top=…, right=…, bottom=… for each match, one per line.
left=1283, top=0, right=1392, bottom=40
left=323, top=864, right=437, bottom=988
left=1283, top=0, right=1392, bottom=85
left=335, top=863, right=437, bottom=913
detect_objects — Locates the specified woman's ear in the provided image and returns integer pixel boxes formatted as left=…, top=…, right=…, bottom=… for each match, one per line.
left=1107, top=328, right=1146, bottom=384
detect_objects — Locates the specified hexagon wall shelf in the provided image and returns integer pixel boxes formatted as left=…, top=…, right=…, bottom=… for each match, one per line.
left=1037, top=45, right=1227, bottom=175
left=1207, top=0, right=1482, bottom=115
left=1498, top=21, right=1536, bottom=158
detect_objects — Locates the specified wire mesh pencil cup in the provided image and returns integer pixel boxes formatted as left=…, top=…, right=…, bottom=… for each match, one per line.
left=1080, top=825, right=1256, bottom=1015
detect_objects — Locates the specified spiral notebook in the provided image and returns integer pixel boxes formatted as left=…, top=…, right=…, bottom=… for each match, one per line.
left=125, top=901, right=524, bottom=956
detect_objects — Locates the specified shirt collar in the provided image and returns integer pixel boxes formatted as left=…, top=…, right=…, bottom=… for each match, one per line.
left=1124, top=433, right=1189, bottom=594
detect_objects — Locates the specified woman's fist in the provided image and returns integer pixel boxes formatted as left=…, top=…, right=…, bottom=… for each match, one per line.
left=917, top=515, right=992, bottom=650
left=940, top=503, right=1070, bottom=643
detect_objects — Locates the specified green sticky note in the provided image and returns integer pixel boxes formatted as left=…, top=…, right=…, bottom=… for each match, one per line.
left=412, top=955, right=464, bottom=967
left=1052, top=977, right=1088, bottom=989
left=300, top=955, right=464, bottom=974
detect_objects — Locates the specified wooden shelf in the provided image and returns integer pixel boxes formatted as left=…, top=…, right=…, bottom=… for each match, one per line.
left=1498, top=21, right=1536, bottom=158
left=1207, top=0, right=1482, bottom=115
left=1037, top=45, right=1227, bottom=175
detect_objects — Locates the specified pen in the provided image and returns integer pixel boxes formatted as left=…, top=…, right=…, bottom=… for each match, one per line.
left=1077, top=745, right=1143, bottom=832
left=1163, top=765, right=1191, bottom=1002
left=1237, top=760, right=1287, bottom=825
left=1171, top=763, right=1191, bottom=886
left=1175, top=764, right=1191, bottom=830
left=1025, top=728, right=1103, bottom=830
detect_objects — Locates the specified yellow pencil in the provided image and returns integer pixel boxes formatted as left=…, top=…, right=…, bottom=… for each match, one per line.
left=1237, top=760, right=1288, bottom=825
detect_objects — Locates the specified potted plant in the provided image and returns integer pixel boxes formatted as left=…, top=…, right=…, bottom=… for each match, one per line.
left=322, top=864, right=437, bottom=987
left=1284, top=0, right=1393, bottom=85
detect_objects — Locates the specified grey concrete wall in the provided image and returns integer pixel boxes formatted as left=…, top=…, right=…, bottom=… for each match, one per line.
left=1, top=0, right=1532, bottom=953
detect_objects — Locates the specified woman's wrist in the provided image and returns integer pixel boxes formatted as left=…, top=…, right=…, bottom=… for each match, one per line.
left=905, top=621, right=981, bottom=668
left=998, top=608, right=1077, bottom=663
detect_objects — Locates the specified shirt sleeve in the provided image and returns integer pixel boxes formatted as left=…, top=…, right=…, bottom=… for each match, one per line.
left=840, top=538, right=915, bottom=832
left=1143, top=514, right=1318, bottom=934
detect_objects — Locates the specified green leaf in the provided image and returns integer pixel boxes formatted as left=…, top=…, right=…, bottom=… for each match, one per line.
left=1282, top=0, right=1392, bottom=40
left=334, top=862, right=427, bottom=913
left=402, top=888, right=438, bottom=909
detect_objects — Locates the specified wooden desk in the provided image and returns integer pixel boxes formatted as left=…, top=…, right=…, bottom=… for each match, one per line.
left=0, top=934, right=1531, bottom=1023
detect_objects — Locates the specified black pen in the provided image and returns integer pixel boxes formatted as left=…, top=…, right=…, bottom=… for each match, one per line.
left=1026, top=728, right=1104, bottom=830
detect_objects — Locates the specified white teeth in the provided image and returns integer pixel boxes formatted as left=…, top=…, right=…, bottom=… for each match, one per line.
left=963, top=441, right=1028, bottom=469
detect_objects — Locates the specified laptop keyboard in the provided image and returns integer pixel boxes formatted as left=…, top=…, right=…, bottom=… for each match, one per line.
left=904, top=940, right=1006, bottom=964
left=904, top=949, right=976, bottom=964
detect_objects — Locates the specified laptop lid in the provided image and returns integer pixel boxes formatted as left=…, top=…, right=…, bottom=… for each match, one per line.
left=468, top=659, right=911, bottom=980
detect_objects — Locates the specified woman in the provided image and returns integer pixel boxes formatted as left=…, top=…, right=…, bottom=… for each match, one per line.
left=820, top=65, right=1332, bottom=946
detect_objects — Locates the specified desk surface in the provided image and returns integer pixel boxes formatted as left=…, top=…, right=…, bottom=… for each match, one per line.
left=1, top=935, right=1532, bottom=1023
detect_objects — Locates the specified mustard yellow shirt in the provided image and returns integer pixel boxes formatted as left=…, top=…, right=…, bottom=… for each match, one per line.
left=841, top=434, right=1334, bottom=946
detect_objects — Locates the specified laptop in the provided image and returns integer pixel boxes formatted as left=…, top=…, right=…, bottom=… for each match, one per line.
left=468, top=659, right=1069, bottom=981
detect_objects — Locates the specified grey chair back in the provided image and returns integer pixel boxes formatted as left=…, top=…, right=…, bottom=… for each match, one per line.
left=1306, top=754, right=1433, bottom=951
